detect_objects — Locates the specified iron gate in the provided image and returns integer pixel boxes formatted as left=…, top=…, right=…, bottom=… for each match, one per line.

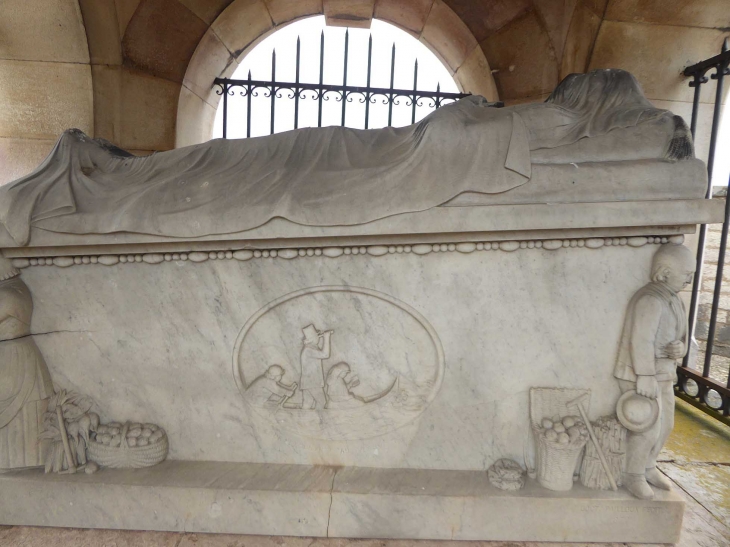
left=677, top=39, right=730, bottom=425
left=213, top=29, right=500, bottom=138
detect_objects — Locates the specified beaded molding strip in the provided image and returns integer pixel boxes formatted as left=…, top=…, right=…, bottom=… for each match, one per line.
left=10, top=234, right=685, bottom=269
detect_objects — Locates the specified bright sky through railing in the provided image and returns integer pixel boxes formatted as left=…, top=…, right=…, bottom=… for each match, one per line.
left=213, top=16, right=459, bottom=139
left=713, top=101, right=730, bottom=188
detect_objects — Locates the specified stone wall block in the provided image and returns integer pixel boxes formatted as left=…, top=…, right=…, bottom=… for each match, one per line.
left=589, top=21, right=729, bottom=104
left=177, top=0, right=236, bottom=24
left=373, top=0, right=433, bottom=36
left=79, top=0, right=123, bottom=66
left=0, top=137, right=55, bottom=186
left=455, top=46, right=498, bottom=100
left=421, top=0, right=478, bottom=73
left=0, top=60, right=93, bottom=140
left=183, top=28, right=239, bottom=108
left=534, top=0, right=579, bottom=62
left=122, top=0, right=209, bottom=83
left=176, top=86, right=217, bottom=147
left=582, top=0, right=608, bottom=17
left=92, top=65, right=123, bottom=144
left=605, top=0, right=730, bottom=29
left=0, top=0, right=90, bottom=63
left=442, top=0, right=530, bottom=42
left=323, top=0, right=375, bottom=28
left=481, top=10, right=559, bottom=100
left=560, top=1, right=601, bottom=79
left=212, top=0, right=275, bottom=59
left=119, top=68, right=181, bottom=150
left=265, top=0, right=323, bottom=26
left=116, top=0, right=142, bottom=37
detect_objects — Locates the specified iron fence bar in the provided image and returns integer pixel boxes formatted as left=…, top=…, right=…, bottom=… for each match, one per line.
left=246, top=70, right=252, bottom=138
left=365, top=35, right=372, bottom=129
left=222, top=82, right=228, bottom=139
left=318, top=31, right=324, bottom=127
left=295, top=38, right=300, bottom=130
left=215, top=79, right=472, bottom=102
left=341, top=30, right=349, bottom=127
left=683, top=43, right=730, bottom=78
left=388, top=44, right=395, bottom=126
left=411, top=60, right=418, bottom=124
left=701, top=51, right=729, bottom=378
left=270, top=50, right=276, bottom=135
left=688, top=74, right=707, bottom=138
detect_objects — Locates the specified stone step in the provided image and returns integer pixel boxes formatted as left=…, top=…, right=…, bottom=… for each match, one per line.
left=0, top=461, right=684, bottom=543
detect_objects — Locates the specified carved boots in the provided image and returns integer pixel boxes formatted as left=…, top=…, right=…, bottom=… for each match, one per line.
left=623, top=472, right=655, bottom=499
left=645, top=467, right=672, bottom=490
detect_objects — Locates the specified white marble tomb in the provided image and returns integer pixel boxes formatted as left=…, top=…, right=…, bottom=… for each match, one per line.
left=0, top=69, right=721, bottom=543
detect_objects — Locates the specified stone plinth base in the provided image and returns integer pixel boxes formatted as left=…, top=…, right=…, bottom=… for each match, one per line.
left=0, top=461, right=684, bottom=543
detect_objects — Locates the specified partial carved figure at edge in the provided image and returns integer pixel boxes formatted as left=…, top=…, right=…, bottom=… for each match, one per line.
left=0, top=256, right=54, bottom=471
left=614, top=243, right=694, bottom=499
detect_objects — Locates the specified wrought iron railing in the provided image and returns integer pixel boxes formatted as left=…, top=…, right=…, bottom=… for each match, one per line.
left=214, top=30, right=498, bottom=138
left=677, top=39, right=730, bottom=425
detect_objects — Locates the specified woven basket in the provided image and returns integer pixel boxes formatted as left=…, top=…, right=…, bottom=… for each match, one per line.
left=534, top=429, right=588, bottom=490
left=87, top=423, right=168, bottom=469
left=529, top=387, right=592, bottom=491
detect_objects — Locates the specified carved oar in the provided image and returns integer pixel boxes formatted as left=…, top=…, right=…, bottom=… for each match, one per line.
left=356, top=376, right=398, bottom=404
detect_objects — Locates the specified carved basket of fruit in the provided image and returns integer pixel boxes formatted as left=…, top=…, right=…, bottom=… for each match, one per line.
left=87, top=421, right=168, bottom=468
left=533, top=415, right=589, bottom=491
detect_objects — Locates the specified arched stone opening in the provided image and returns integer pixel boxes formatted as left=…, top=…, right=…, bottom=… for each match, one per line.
left=2, top=0, right=729, bottom=185
left=175, top=0, right=498, bottom=147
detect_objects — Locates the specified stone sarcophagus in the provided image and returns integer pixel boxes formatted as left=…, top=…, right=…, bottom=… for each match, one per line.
left=0, top=70, right=721, bottom=543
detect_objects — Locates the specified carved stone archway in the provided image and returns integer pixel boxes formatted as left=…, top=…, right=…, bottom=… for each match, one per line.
left=175, top=0, right=498, bottom=147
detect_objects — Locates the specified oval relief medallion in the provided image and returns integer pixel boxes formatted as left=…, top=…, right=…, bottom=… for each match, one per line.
left=233, top=286, right=444, bottom=441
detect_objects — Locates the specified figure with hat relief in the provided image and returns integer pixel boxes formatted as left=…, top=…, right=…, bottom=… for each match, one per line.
left=613, top=243, right=695, bottom=499
left=289, top=324, right=333, bottom=410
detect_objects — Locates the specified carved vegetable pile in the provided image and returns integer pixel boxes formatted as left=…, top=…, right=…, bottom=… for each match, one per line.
left=87, top=420, right=168, bottom=469
left=92, top=422, right=165, bottom=448
left=537, top=415, right=589, bottom=447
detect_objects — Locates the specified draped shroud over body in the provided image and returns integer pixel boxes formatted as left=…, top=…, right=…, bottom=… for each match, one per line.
left=0, top=69, right=690, bottom=246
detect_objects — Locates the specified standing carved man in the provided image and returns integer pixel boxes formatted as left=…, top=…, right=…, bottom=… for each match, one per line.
left=614, top=244, right=695, bottom=499
left=298, top=324, right=333, bottom=410
left=0, top=256, right=54, bottom=470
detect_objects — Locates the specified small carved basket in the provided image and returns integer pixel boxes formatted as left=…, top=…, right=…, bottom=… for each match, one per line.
left=87, top=422, right=168, bottom=469
left=534, top=431, right=588, bottom=491
left=529, top=387, right=591, bottom=491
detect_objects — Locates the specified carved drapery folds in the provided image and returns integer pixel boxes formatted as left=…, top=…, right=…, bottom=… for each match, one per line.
left=0, top=257, right=53, bottom=470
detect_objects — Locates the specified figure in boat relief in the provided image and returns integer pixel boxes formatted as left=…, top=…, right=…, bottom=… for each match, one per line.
left=243, top=323, right=397, bottom=412
left=234, top=286, right=444, bottom=441
left=325, top=363, right=398, bottom=410
left=244, top=365, right=298, bottom=409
